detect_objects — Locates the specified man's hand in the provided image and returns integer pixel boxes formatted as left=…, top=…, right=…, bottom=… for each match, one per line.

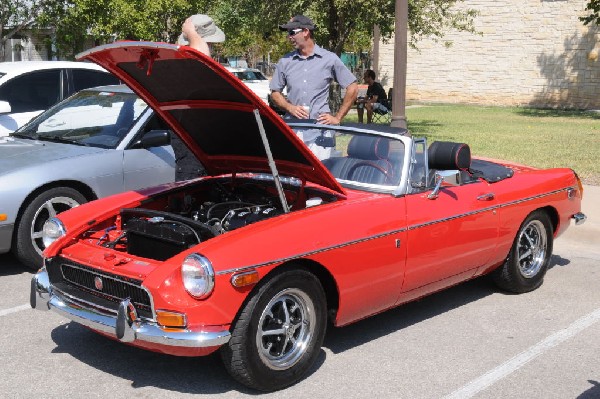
left=317, top=113, right=340, bottom=125
left=288, top=104, right=310, bottom=119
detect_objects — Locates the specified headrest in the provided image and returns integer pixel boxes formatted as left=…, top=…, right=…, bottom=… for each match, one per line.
left=428, top=141, right=471, bottom=171
left=347, top=135, right=389, bottom=160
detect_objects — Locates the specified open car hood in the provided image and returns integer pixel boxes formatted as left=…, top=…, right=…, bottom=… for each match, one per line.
left=77, top=42, right=344, bottom=195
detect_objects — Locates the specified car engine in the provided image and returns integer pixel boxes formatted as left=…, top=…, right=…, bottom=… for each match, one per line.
left=87, top=176, right=335, bottom=261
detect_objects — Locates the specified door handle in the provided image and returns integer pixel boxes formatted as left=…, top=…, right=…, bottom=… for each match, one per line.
left=477, top=193, right=495, bottom=201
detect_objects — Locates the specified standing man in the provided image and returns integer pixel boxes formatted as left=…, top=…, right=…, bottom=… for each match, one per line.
left=270, top=15, right=358, bottom=125
left=357, top=69, right=389, bottom=124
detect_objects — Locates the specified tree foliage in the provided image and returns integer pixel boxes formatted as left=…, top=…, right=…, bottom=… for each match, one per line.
left=581, top=0, right=600, bottom=25
left=3, top=0, right=477, bottom=60
left=0, top=0, right=62, bottom=59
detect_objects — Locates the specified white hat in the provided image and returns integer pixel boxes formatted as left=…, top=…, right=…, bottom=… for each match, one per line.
left=177, top=14, right=225, bottom=44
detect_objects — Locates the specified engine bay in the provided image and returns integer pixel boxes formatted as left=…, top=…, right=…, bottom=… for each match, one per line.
left=83, top=176, right=338, bottom=260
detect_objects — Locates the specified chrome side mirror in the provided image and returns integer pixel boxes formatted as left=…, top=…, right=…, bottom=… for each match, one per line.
left=427, top=170, right=461, bottom=200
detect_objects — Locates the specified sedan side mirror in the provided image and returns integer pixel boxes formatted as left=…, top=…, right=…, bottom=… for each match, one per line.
left=0, top=100, right=11, bottom=114
left=131, top=129, right=171, bottom=149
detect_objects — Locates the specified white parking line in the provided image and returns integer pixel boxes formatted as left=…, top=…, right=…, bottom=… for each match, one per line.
left=444, top=307, right=600, bottom=399
left=0, top=304, right=30, bottom=317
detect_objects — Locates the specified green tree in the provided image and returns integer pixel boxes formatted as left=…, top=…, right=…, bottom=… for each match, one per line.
left=581, top=0, right=600, bottom=25
left=0, top=0, right=61, bottom=59
left=39, top=0, right=210, bottom=58
left=207, top=0, right=478, bottom=58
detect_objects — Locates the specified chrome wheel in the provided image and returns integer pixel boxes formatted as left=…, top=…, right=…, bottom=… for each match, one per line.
left=256, top=288, right=316, bottom=371
left=516, top=219, right=547, bottom=279
left=30, top=196, right=81, bottom=256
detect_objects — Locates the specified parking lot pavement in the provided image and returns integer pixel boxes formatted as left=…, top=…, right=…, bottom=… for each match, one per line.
left=0, top=186, right=597, bottom=398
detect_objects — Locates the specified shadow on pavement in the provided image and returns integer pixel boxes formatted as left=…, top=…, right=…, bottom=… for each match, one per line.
left=0, top=254, right=30, bottom=277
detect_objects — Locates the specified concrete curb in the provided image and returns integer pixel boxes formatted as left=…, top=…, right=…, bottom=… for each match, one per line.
left=558, top=184, right=599, bottom=249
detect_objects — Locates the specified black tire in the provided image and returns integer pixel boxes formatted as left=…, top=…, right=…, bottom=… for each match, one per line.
left=493, top=210, right=553, bottom=293
left=221, top=268, right=327, bottom=392
left=13, top=187, right=87, bottom=271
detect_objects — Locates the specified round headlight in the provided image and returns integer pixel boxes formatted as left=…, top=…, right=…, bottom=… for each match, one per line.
left=181, top=254, right=215, bottom=299
left=42, top=217, right=66, bottom=248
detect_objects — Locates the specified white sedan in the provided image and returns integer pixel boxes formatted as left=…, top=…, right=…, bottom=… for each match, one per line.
left=0, top=61, right=119, bottom=136
left=225, top=66, right=271, bottom=104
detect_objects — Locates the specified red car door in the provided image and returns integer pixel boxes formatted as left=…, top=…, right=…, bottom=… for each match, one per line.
left=398, top=180, right=499, bottom=303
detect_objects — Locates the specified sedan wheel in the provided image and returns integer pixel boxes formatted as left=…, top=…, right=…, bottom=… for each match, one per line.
left=493, top=210, right=553, bottom=293
left=221, top=267, right=327, bottom=391
left=14, top=187, right=87, bottom=271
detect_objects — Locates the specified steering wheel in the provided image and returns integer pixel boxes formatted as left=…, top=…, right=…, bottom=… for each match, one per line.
left=346, top=161, right=391, bottom=184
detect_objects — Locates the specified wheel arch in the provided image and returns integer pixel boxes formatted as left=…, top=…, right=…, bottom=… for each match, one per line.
left=538, top=205, right=559, bottom=236
left=229, top=259, right=340, bottom=329
left=11, top=180, right=98, bottom=242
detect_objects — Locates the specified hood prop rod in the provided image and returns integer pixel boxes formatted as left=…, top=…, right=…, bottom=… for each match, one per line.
left=253, top=109, right=290, bottom=213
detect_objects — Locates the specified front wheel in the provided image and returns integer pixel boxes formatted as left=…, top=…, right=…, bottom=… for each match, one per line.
left=493, top=210, right=553, bottom=293
left=14, top=187, right=87, bottom=271
left=221, top=268, right=327, bottom=391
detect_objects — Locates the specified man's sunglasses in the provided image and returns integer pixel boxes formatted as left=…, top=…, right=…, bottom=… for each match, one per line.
left=287, top=28, right=304, bottom=36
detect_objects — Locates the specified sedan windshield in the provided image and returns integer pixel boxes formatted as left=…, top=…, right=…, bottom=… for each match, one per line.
left=13, top=89, right=147, bottom=149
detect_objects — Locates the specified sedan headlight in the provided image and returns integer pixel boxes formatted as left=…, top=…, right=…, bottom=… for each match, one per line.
left=42, top=217, right=66, bottom=248
left=181, top=254, right=215, bottom=299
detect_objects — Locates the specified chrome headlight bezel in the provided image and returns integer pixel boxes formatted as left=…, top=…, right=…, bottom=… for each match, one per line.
left=42, top=217, right=66, bottom=249
left=181, top=254, right=215, bottom=299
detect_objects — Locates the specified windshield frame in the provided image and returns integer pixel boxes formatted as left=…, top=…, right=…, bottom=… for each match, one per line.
left=286, top=122, right=411, bottom=196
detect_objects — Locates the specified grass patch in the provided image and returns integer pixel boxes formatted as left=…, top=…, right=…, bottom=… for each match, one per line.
left=344, top=104, right=600, bottom=185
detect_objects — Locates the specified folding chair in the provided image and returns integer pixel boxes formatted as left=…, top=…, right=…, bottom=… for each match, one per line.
left=372, top=88, right=393, bottom=124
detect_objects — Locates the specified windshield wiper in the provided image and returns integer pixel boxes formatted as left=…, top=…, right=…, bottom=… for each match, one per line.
left=36, top=135, right=90, bottom=146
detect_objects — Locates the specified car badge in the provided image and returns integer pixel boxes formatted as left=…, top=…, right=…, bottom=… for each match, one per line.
left=94, top=276, right=104, bottom=291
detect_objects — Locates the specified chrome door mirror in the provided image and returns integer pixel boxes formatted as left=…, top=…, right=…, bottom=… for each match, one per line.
left=427, top=170, right=461, bottom=200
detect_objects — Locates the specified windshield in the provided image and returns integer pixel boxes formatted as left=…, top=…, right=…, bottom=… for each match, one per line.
left=290, top=124, right=405, bottom=191
left=13, top=89, right=147, bottom=148
left=233, top=70, right=267, bottom=81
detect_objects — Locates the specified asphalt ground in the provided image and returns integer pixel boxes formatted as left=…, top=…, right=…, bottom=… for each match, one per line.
left=0, top=186, right=598, bottom=398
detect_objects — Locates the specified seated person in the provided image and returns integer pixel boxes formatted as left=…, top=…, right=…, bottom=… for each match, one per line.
left=356, top=69, right=389, bottom=124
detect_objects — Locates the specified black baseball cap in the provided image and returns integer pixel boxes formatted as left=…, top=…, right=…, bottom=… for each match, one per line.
left=279, top=15, right=316, bottom=31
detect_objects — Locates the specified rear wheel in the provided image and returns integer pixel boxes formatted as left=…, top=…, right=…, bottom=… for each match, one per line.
left=493, top=210, right=553, bottom=293
left=221, top=268, right=327, bottom=392
left=14, top=187, right=87, bottom=271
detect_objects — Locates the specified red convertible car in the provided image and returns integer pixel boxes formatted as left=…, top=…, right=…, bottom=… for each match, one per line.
left=31, top=42, right=586, bottom=391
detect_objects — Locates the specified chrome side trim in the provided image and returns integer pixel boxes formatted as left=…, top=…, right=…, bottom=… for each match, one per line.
left=216, top=228, right=407, bottom=276
left=217, top=186, right=575, bottom=276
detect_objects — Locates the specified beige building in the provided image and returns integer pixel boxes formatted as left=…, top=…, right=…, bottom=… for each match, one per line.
left=377, top=0, right=600, bottom=109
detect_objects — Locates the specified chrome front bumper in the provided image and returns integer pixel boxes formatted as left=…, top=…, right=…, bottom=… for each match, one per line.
left=30, top=268, right=230, bottom=349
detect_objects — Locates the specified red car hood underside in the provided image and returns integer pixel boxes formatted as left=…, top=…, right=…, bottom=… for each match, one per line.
left=77, top=41, right=344, bottom=195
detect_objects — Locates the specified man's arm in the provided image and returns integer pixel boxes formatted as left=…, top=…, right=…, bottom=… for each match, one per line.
left=318, top=82, right=358, bottom=125
left=271, top=91, right=309, bottom=119
left=182, top=17, right=210, bottom=56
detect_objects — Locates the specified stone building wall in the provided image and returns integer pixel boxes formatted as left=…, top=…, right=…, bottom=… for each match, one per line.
left=377, top=0, right=600, bottom=109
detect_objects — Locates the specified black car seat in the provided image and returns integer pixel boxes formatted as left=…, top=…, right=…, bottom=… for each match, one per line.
left=322, top=135, right=394, bottom=184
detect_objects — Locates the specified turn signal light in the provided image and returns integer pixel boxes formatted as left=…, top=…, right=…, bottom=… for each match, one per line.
left=0, top=214, right=6, bottom=222
left=156, top=310, right=187, bottom=328
left=231, top=270, right=260, bottom=288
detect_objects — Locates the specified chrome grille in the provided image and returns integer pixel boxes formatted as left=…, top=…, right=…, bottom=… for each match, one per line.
left=59, top=261, right=152, bottom=317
